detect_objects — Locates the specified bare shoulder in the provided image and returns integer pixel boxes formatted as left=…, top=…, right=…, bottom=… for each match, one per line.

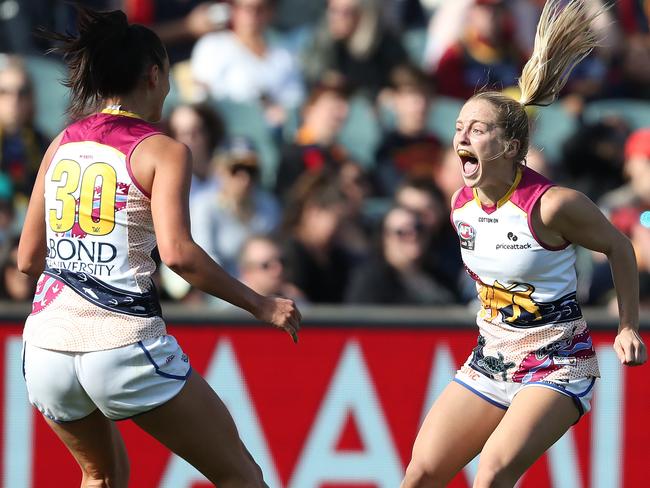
left=538, top=186, right=593, bottom=227
left=130, top=135, right=191, bottom=195
left=135, top=133, right=190, bottom=166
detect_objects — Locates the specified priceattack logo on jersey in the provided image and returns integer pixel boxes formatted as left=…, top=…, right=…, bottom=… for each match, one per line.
left=495, top=232, right=532, bottom=250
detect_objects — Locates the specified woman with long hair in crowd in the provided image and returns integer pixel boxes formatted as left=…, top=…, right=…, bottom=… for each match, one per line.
left=18, top=8, right=300, bottom=488
left=401, top=1, right=646, bottom=487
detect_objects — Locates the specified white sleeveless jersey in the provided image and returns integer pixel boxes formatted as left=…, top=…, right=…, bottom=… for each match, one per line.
left=452, top=167, right=599, bottom=383
left=23, top=110, right=166, bottom=352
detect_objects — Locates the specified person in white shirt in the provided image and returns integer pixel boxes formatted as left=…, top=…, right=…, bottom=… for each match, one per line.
left=190, top=0, right=304, bottom=113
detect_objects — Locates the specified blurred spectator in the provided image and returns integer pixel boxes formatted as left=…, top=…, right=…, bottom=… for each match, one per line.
left=0, top=1, right=74, bottom=55
left=434, top=0, right=526, bottom=99
left=394, top=178, right=462, bottom=296
left=526, top=146, right=553, bottom=179
left=238, top=235, right=305, bottom=302
left=600, top=128, right=650, bottom=232
left=166, top=102, right=224, bottom=200
left=275, top=79, right=352, bottom=199
left=617, top=34, right=650, bottom=99
left=190, top=0, right=305, bottom=119
left=191, top=136, right=281, bottom=275
left=423, top=0, right=473, bottom=72
left=434, top=145, right=465, bottom=206
left=0, top=236, right=35, bottom=301
left=337, top=160, right=373, bottom=255
left=0, top=192, right=13, bottom=247
left=125, top=1, right=232, bottom=63
left=281, top=171, right=356, bottom=303
left=301, top=0, right=408, bottom=100
left=345, top=205, right=457, bottom=304
left=375, top=64, right=441, bottom=196
left=561, top=118, right=630, bottom=202
left=0, top=55, right=48, bottom=209
left=585, top=128, right=650, bottom=306
left=382, top=0, right=429, bottom=32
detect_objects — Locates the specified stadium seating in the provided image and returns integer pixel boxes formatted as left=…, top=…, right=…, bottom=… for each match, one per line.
left=583, top=99, right=650, bottom=129
left=212, top=99, right=279, bottom=188
left=23, top=55, right=69, bottom=138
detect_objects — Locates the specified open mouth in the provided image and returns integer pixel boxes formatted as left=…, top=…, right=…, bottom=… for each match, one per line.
left=457, top=148, right=480, bottom=177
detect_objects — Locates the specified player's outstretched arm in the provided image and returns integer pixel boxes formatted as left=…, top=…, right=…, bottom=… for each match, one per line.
left=17, top=132, right=64, bottom=278
left=539, top=186, right=647, bottom=366
left=138, top=134, right=300, bottom=342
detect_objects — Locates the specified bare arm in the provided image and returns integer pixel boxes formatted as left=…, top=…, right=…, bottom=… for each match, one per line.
left=17, top=132, right=64, bottom=278
left=150, top=3, right=222, bottom=44
left=538, top=186, right=646, bottom=365
left=135, top=135, right=300, bottom=341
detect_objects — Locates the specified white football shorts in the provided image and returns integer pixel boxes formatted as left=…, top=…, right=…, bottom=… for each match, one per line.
left=455, top=366, right=596, bottom=420
left=23, top=335, right=191, bottom=422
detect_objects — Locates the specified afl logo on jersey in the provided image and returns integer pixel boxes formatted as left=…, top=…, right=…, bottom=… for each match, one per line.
left=457, top=221, right=476, bottom=251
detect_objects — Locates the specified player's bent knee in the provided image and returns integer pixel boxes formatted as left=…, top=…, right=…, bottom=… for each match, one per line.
left=401, top=461, right=448, bottom=488
left=473, top=459, right=519, bottom=488
left=80, top=460, right=129, bottom=488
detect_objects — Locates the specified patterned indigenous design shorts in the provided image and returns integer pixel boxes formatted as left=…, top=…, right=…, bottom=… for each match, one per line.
left=455, top=365, right=596, bottom=420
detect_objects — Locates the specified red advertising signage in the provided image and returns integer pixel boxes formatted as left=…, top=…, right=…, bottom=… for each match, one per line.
left=0, top=324, right=647, bottom=488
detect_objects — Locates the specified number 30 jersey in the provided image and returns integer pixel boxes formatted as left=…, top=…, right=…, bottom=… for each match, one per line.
left=24, top=110, right=167, bottom=352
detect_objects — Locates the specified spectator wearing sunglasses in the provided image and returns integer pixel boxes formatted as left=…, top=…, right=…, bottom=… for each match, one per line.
left=238, top=235, right=305, bottom=303
left=345, top=205, right=458, bottom=304
left=190, top=136, right=281, bottom=276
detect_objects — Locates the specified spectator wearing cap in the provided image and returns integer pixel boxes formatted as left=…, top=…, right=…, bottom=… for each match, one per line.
left=190, top=136, right=281, bottom=276
left=434, top=0, right=527, bottom=99
left=375, top=64, right=442, bottom=197
left=275, top=79, right=353, bottom=200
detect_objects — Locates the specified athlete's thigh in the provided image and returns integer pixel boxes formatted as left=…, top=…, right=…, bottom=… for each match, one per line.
left=131, top=370, right=262, bottom=485
left=408, top=381, right=506, bottom=481
left=477, top=386, right=579, bottom=483
left=44, top=409, right=129, bottom=486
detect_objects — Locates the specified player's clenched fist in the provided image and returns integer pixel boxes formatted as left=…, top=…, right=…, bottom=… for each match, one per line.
left=254, top=296, right=302, bottom=343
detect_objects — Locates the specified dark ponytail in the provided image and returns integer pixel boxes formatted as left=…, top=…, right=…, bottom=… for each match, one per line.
left=41, top=7, right=167, bottom=119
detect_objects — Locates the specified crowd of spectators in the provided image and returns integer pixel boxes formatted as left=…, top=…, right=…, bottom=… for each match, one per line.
left=2, top=0, right=650, bottom=311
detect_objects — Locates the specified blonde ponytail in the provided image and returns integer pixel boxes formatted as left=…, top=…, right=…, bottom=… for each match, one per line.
left=518, top=0, right=605, bottom=107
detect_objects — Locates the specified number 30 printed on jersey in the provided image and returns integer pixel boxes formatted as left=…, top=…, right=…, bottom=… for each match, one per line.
left=48, top=159, right=117, bottom=236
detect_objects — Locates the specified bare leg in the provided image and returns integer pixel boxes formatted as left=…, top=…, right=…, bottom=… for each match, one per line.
left=401, top=381, right=507, bottom=488
left=44, top=409, right=129, bottom=488
left=131, top=371, right=266, bottom=488
left=473, top=386, right=580, bottom=488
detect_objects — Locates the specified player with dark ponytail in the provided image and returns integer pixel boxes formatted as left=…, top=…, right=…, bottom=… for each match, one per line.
left=19, top=8, right=300, bottom=487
